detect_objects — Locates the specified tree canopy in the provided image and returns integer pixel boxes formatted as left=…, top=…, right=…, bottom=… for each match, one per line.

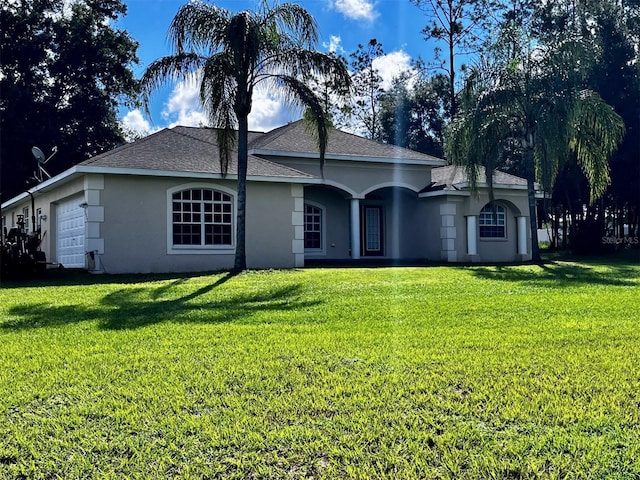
left=446, top=37, right=625, bottom=261
left=0, top=0, right=139, bottom=201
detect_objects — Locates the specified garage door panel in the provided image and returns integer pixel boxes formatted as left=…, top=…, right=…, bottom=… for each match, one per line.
left=56, top=196, right=86, bottom=268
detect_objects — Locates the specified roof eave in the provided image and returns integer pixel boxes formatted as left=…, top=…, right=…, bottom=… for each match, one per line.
left=2, top=165, right=316, bottom=210
left=1, top=166, right=84, bottom=210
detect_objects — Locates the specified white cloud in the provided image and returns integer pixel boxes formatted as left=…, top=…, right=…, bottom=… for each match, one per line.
left=372, top=50, right=416, bottom=90
left=331, top=0, right=377, bottom=22
left=249, top=87, right=300, bottom=132
left=159, top=75, right=295, bottom=133
left=323, top=35, right=344, bottom=54
left=120, top=109, right=155, bottom=139
left=162, top=76, right=210, bottom=128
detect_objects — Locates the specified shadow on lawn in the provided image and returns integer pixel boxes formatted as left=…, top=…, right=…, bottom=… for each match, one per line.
left=3, top=273, right=319, bottom=331
left=0, top=269, right=224, bottom=289
left=470, top=260, right=639, bottom=287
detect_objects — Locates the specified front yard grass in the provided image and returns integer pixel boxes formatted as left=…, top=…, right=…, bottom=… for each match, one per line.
left=1, top=259, right=639, bottom=478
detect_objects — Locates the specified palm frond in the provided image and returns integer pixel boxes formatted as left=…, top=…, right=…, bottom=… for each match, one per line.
left=199, top=53, right=239, bottom=175
left=570, top=89, right=625, bottom=201
left=140, top=53, right=206, bottom=116
left=169, top=2, right=230, bottom=54
left=261, top=3, right=319, bottom=48
left=265, top=74, right=330, bottom=170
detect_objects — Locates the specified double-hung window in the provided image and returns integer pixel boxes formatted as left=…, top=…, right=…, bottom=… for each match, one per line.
left=171, top=188, right=233, bottom=248
left=479, top=204, right=506, bottom=238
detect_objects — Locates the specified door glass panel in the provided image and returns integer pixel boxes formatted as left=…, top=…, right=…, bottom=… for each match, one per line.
left=366, top=208, right=380, bottom=251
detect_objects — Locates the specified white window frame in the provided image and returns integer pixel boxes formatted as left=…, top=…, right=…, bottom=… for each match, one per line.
left=22, top=207, right=29, bottom=234
left=479, top=203, right=507, bottom=239
left=167, top=183, right=236, bottom=255
left=304, top=201, right=326, bottom=256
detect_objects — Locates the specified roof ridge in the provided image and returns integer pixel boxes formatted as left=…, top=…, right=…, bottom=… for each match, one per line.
left=248, top=120, right=302, bottom=149
left=172, top=126, right=221, bottom=148
left=80, top=128, right=171, bottom=165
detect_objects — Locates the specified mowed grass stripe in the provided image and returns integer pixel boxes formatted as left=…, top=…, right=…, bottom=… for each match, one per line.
left=1, top=260, right=639, bottom=478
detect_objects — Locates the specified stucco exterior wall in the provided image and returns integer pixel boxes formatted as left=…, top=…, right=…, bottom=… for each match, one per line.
left=419, top=190, right=531, bottom=263
left=1, top=176, right=86, bottom=265
left=267, top=157, right=432, bottom=197
left=245, top=182, right=299, bottom=269
left=365, top=188, right=430, bottom=259
left=464, top=190, right=531, bottom=262
left=420, top=200, right=444, bottom=261
left=100, top=175, right=297, bottom=273
left=304, top=186, right=351, bottom=258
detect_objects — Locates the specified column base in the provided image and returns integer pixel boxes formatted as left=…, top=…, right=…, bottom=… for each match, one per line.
left=441, top=251, right=458, bottom=262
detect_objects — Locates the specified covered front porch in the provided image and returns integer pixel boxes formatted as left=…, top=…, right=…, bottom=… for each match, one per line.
left=301, top=184, right=437, bottom=264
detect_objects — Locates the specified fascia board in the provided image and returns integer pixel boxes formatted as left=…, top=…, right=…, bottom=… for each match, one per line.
left=1, top=165, right=318, bottom=210
left=79, top=165, right=316, bottom=183
left=418, top=190, right=470, bottom=198
left=1, top=166, right=82, bottom=209
left=455, top=181, right=544, bottom=191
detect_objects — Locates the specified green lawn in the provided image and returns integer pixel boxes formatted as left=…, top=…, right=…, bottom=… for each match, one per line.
left=1, top=258, right=639, bottom=479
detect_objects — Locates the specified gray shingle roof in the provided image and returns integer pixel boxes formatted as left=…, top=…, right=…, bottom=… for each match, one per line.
left=425, top=165, right=527, bottom=192
left=80, top=127, right=314, bottom=179
left=249, top=120, right=445, bottom=163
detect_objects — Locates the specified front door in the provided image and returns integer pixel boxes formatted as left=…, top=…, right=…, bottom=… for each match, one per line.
left=361, top=206, right=384, bottom=256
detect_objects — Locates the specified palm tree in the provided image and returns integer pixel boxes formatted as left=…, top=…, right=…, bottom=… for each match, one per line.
left=445, top=39, right=624, bottom=262
left=141, top=0, right=350, bottom=271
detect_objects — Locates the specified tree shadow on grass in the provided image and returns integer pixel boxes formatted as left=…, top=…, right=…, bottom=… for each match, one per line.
left=3, top=273, right=320, bottom=331
left=0, top=269, right=229, bottom=289
left=470, top=260, right=639, bottom=288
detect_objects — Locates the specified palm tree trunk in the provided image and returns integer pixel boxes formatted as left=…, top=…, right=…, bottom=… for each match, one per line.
left=233, top=115, right=249, bottom=272
left=527, top=174, right=541, bottom=262
left=523, top=146, right=541, bottom=262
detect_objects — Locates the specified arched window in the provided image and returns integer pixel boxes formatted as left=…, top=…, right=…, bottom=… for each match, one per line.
left=304, top=203, right=323, bottom=250
left=171, top=187, right=233, bottom=247
left=479, top=204, right=506, bottom=238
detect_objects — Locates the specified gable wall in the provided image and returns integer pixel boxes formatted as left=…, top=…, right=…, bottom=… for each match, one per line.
left=264, top=156, right=432, bottom=197
left=99, top=175, right=297, bottom=273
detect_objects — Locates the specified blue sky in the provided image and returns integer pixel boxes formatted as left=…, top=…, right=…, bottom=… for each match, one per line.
left=116, top=0, right=434, bottom=136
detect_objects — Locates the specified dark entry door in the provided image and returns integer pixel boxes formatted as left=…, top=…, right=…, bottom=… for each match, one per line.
left=361, top=206, right=384, bottom=256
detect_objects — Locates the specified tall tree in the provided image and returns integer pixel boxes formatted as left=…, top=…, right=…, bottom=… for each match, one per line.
left=534, top=0, right=640, bottom=244
left=446, top=38, right=625, bottom=262
left=0, top=0, right=139, bottom=201
left=348, top=39, right=386, bottom=140
left=379, top=73, right=447, bottom=156
left=302, top=53, right=352, bottom=130
left=141, top=0, right=350, bottom=271
left=410, top=0, right=495, bottom=118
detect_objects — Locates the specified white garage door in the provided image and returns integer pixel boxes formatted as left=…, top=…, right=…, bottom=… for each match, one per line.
left=56, top=195, right=86, bottom=268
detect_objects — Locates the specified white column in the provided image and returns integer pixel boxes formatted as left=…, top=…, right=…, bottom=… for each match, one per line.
left=467, top=215, right=477, bottom=255
left=517, top=216, right=528, bottom=255
left=350, top=198, right=360, bottom=259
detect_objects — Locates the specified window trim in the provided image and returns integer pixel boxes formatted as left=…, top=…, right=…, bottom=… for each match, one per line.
left=22, top=207, right=29, bottom=234
left=479, top=203, right=507, bottom=240
left=167, top=183, right=236, bottom=255
left=303, top=201, right=326, bottom=256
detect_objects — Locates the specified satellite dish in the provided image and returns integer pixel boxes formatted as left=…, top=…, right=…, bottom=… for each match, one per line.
left=30, top=145, right=57, bottom=183
left=32, top=146, right=46, bottom=163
